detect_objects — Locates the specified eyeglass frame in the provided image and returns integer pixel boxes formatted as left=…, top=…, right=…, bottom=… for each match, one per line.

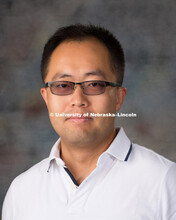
left=44, top=80, right=122, bottom=96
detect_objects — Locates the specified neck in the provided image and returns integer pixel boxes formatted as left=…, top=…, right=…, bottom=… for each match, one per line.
left=60, top=129, right=117, bottom=185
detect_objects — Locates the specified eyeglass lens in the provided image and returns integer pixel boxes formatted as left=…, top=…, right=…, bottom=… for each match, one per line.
left=50, top=81, right=106, bottom=95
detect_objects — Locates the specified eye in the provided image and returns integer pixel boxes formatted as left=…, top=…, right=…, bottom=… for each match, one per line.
left=88, top=82, right=104, bottom=87
left=56, top=83, right=69, bottom=88
left=53, top=82, right=72, bottom=89
left=89, top=83, right=98, bottom=87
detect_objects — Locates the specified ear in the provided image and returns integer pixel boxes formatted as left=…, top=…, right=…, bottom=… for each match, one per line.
left=116, top=87, right=127, bottom=111
left=40, top=87, right=48, bottom=107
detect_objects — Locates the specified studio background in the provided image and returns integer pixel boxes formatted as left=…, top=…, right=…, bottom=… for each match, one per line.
left=0, top=0, right=176, bottom=215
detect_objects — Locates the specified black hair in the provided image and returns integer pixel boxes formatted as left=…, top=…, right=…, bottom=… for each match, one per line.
left=41, top=24, right=125, bottom=84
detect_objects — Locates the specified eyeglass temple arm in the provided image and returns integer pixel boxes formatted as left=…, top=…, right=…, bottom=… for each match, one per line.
left=107, top=82, right=122, bottom=87
left=45, top=82, right=50, bottom=88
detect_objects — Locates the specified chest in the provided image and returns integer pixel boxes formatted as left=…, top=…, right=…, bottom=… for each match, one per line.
left=15, top=165, right=160, bottom=220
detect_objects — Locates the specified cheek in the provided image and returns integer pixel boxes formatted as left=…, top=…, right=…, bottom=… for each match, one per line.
left=91, top=93, right=117, bottom=113
left=47, top=96, right=67, bottom=113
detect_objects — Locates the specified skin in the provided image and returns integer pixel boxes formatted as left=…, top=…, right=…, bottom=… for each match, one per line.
left=41, top=38, right=127, bottom=184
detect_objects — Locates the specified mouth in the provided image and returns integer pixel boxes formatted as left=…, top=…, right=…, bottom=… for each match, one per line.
left=65, top=113, right=93, bottom=123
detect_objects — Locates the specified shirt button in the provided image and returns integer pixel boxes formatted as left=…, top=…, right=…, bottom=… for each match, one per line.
left=56, top=160, right=60, bottom=166
left=70, top=184, right=76, bottom=190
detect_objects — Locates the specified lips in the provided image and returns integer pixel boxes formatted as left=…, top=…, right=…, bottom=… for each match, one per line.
left=65, top=113, right=93, bottom=123
left=70, top=115, right=91, bottom=119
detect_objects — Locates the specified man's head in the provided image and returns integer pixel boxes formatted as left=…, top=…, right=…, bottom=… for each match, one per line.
left=41, top=24, right=125, bottom=85
left=40, top=24, right=127, bottom=146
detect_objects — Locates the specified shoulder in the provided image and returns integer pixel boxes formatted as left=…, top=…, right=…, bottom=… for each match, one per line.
left=10, top=157, right=50, bottom=190
left=2, top=158, right=51, bottom=218
left=131, top=144, right=176, bottom=218
left=130, top=143, right=175, bottom=177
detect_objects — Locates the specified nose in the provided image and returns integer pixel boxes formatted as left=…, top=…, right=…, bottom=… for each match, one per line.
left=70, top=84, right=89, bottom=107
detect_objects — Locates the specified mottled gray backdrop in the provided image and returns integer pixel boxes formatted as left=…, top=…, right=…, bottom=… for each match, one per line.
left=0, top=0, right=176, bottom=215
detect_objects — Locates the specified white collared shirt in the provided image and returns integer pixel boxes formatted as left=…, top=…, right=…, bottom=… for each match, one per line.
left=2, top=128, right=176, bottom=220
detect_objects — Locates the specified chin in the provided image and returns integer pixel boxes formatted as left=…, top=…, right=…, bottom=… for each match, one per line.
left=61, top=128, right=96, bottom=144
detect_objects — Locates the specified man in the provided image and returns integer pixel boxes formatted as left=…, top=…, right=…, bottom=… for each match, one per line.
left=2, top=24, right=176, bottom=220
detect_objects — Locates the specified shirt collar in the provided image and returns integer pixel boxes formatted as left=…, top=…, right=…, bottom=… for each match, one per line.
left=47, top=138, right=65, bottom=172
left=105, top=127, right=131, bottom=161
left=48, top=138, right=61, bottom=161
left=47, top=127, right=132, bottom=172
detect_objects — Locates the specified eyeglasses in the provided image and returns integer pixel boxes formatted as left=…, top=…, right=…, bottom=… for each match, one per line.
left=45, top=80, right=121, bottom=96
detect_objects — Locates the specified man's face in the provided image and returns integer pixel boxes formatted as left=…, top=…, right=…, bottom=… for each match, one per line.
left=41, top=38, right=126, bottom=145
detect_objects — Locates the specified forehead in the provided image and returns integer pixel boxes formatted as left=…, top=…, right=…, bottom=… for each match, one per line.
left=45, top=38, right=116, bottom=82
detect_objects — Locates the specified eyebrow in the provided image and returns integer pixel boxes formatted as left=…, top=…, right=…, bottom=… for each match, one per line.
left=51, top=73, right=72, bottom=81
left=51, top=70, right=107, bottom=81
left=85, top=70, right=107, bottom=79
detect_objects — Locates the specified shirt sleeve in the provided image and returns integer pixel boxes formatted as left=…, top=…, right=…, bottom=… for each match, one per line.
left=2, top=183, right=14, bottom=220
left=159, top=163, right=176, bottom=220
